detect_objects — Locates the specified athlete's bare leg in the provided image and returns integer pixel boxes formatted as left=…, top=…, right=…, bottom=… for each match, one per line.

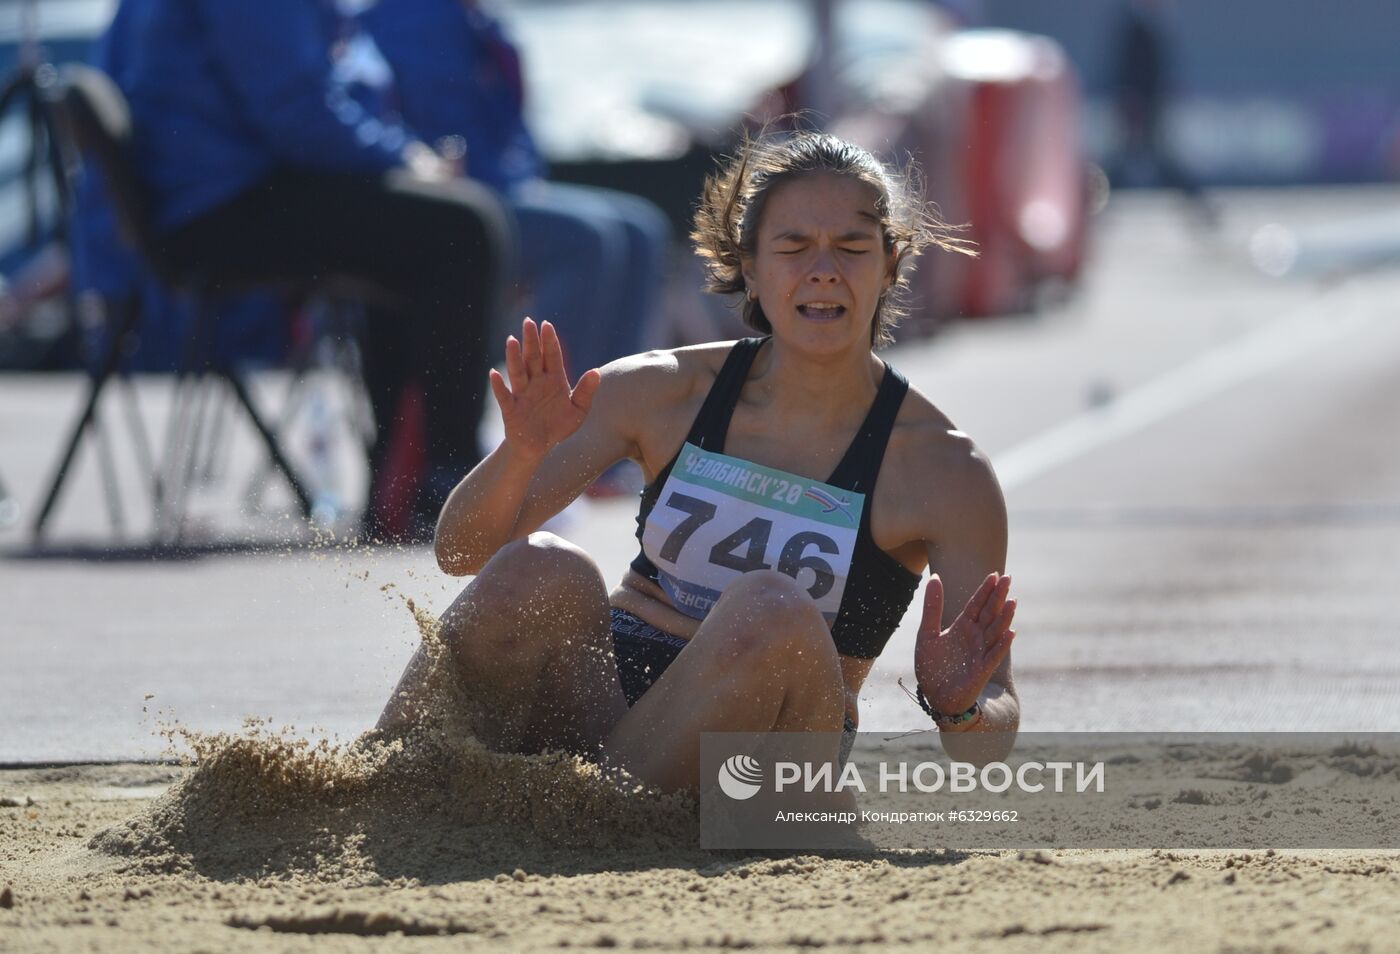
left=377, top=532, right=629, bottom=754
left=602, top=570, right=848, bottom=794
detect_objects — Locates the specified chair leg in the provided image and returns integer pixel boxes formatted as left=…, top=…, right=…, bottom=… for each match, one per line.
left=160, top=368, right=221, bottom=544
left=90, top=404, right=127, bottom=537
left=242, top=321, right=319, bottom=509
left=0, top=470, right=17, bottom=529
left=117, top=372, right=159, bottom=504
left=336, top=324, right=378, bottom=456
left=30, top=297, right=144, bottom=541
left=78, top=298, right=132, bottom=539
left=241, top=376, right=309, bottom=515
left=156, top=289, right=224, bottom=542
left=194, top=385, right=233, bottom=486
left=154, top=377, right=193, bottom=531
left=220, top=368, right=315, bottom=520
left=244, top=298, right=370, bottom=524
left=322, top=301, right=377, bottom=493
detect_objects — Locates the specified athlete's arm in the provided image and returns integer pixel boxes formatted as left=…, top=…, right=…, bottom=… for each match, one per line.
left=434, top=321, right=688, bottom=576
left=908, top=431, right=1021, bottom=765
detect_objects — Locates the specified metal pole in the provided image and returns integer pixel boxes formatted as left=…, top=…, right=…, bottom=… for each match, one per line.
left=805, top=0, right=838, bottom=127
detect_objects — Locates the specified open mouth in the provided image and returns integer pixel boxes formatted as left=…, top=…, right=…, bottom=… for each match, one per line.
left=797, top=303, right=846, bottom=320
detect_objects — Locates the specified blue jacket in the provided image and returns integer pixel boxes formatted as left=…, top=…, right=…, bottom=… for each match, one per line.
left=360, top=0, right=542, bottom=193
left=69, top=0, right=405, bottom=369
left=102, top=0, right=413, bottom=230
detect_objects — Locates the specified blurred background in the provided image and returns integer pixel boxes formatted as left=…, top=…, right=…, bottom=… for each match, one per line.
left=4, top=0, right=1400, bottom=757
left=5, top=1, right=1394, bottom=374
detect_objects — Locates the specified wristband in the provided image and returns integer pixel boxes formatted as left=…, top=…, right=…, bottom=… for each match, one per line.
left=915, top=684, right=981, bottom=729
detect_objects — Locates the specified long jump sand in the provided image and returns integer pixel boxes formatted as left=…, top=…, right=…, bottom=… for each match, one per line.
left=4, top=759, right=1398, bottom=951
left=4, top=600, right=1398, bottom=952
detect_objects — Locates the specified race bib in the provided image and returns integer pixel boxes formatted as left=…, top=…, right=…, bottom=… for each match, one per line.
left=642, top=442, right=865, bottom=622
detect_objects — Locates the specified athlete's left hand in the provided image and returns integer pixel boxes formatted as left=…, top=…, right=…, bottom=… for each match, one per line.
left=913, top=572, right=1016, bottom=716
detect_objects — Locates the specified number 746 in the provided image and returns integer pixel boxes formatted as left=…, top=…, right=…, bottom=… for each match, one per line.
left=659, top=492, right=841, bottom=599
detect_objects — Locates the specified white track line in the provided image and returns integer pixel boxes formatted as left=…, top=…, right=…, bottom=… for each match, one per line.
left=995, top=280, right=1377, bottom=491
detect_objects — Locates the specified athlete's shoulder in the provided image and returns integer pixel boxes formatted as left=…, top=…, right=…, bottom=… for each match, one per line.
left=874, top=370, right=1007, bottom=552
left=886, top=380, right=1002, bottom=499
left=594, top=340, right=740, bottom=404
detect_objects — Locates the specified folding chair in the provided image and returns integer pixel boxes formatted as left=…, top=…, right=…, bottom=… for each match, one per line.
left=32, top=64, right=375, bottom=544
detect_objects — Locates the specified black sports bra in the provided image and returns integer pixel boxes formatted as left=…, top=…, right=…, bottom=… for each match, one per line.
left=630, top=337, right=920, bottom=659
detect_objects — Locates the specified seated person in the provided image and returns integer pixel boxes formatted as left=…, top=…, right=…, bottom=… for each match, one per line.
left=361, top=0, right=671, bottom=387
left=83, top=0, right=515, bottom=536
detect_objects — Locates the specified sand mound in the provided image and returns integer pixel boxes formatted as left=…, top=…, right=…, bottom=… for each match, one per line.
left=88, top=597, right=698, bottom=885
left=89, top=718, right=697, bottom=884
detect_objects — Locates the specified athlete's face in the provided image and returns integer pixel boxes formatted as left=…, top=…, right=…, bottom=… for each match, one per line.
left=742, top=172, right=896, bottom=352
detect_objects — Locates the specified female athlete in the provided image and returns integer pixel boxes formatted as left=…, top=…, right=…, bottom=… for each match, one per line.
left=378, top=131, right=1019, bottom=792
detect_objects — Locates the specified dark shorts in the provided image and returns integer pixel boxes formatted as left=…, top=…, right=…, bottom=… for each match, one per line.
left=609, top=607, right=858, bottom=765
left=610, top=607, right=690, bottom=707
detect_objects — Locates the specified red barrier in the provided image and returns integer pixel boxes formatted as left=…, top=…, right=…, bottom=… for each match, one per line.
left=941, top=31, right=1088, bottom=318
left=786, top=27, right=1088, bottom=330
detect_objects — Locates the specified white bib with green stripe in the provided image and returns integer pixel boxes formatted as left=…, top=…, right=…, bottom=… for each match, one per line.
left=640, top=442, right=865, bottom=622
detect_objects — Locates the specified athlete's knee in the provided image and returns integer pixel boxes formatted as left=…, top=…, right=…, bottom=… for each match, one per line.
left=439, top=533, right=604, bottom=654
left=479, top=532, right=603, bottom=605
left=720, top=570, right=824, bottom=625
left=711, top=571, right=834, bottom=663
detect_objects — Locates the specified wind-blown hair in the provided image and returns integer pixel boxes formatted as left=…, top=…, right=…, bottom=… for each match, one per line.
left=691, top=129, right=974, bottom=347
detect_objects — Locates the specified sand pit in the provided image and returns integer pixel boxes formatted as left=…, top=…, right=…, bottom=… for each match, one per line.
left=4, top=594, right=1398, bottom=951
left=4, top=722, right=1400, bottom=953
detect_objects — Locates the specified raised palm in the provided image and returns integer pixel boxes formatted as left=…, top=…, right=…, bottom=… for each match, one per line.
left=913, top=572, right=1017, bottom=715
left=488, top=318, right=601, bottom=458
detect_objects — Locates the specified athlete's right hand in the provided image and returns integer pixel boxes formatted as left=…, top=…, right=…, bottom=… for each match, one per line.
left=488, top=318, right=600, bottom=460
